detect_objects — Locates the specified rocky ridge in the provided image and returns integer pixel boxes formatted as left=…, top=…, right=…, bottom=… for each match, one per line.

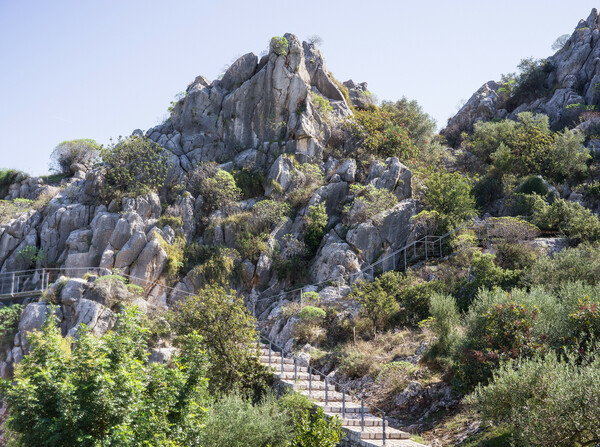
left=443, top=8, right=600, bottom=141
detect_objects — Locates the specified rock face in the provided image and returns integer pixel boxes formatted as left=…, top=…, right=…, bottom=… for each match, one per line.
left=443, top=9, right=600, bottom=140
left=145, top=33, right=353, bottom=177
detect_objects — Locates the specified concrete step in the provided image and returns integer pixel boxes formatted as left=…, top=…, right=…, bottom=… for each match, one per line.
left=296, top=388, right=347, bottom=402
left=260, top=355, right=294, bottom=365
left=281, top=379, right=336, bottom=392
left=266, top=363, right=308, bottom=373
left=273, top=371, right=321, bottom=381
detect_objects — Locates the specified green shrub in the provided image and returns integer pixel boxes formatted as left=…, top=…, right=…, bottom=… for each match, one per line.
left=458, top=298, right=544, bottom=387
left=287, top=162, right=324, bottom=207
left=547, top=129, right=589, bottom=180
left=202, top=393, right=292, bottom=447
left=516, top=175, right=549, bottom=196
left=533, top=198, right=600, bottom=242
left=420, top=169, right=477, bottom=231
left=501, top=58, right=555, bottom=111
left=346, top=105, right=416, bottom=160
left=299, top=306, right=326, bottom=322
left=379, top=98, right=436, bottom=146
left=50, top=139, right=100, bottom=175
left=0, top=304, right=23, bottom=345
left=0, top=169, right=21, bottom=198
left=303, top=203, right=327, bottom=254
left=429, top=293, right=459, bottom=354
left=527, top=244, right=600, bottom=290
left=157, top=234, right=186, bottom=279
left=189, top=246, right=240, bottom=287
left=468, top=351, right=600, bottom=447
left=16, top=245, right=46, bottom=268
left=190, top=163, right=242, bottom=214
left=311, top=92, right=333, bottom=118
left=289, top=407, right=342, bottom=447
left=343, top=184, right=398, bottom=225
left=350, top=279, right=400, bottom=335
left=473, top=175, right=504, bottom=209
left=270, top=36, right=289, bottom=56
left=99, top=136, right=169, bottom=202
left=157, top=214, right=183, bottom=230
left=234, top=168, right=265, bottom=199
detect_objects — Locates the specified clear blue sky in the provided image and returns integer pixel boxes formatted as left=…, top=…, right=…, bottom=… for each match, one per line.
left=1, top=0, right=598, bottom=175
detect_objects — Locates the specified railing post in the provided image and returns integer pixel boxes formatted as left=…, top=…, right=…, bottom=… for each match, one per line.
left=413, top=241, right=416, bottom=258
left=281, top=350, right=284, bottom=374
left=325, top=377, right=328, bottom=405
left=425, top=237, right=428, bottom=260
left=383, top=412, right=386, bottom=445
left=11, top=273, right=15, bottom=297
left=361, top=399, right=365, bottom=431
left=440, top=238, right=443, bottom=258
left=404, top=248, right=407, bottom=271
left=269, top=342, right=272, bottom=367
left=294, top=357, right=297, bottom=383
left=342, top=388, right=346, bottom=418
left=309, top=366, right=312, bottom=395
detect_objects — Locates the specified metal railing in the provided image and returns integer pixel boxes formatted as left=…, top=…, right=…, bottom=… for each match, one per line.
left=259, top=334, right=389, bottom=444
left=253, top=218, right=487, bottom=314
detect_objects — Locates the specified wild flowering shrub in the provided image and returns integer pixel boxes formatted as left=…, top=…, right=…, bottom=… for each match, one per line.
left=459, top=300, right=545, bottom=387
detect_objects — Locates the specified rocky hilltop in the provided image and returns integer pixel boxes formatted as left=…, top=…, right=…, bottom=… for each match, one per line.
left=0, top=33, right=413, bottom=377
left=443, top=8, right=600, bottom=142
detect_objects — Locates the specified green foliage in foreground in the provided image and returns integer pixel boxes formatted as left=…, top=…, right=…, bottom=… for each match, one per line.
left=1, top=307, right=209, bottom=446
left=168, top=285, right=270, bottom=396
left=469, top=351, right=600, bottom=447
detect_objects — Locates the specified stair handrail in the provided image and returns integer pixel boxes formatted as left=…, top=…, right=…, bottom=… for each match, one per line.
left=255, top=217, right=484, bottom=306
left=258, top=333, right=389, bottom=444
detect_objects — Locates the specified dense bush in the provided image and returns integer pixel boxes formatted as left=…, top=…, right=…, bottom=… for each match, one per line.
left=0, top=304, right=23, bottom=345
left=379, top=98, right=436, bottom=146
left=99, top=136, right=169, bottom=202
left=469, top=351, right=600, bottom=447
left=458, top=297, right=544, bottom=386
left=287, top=161, right=324, bottom=207
left=303, top=203, right=328, bottom=254
left=420, top=169, right=477, bottom=231
left=168, top=285, right=269, bottom=396
left=532, top=198, right=600, bottom=242
left=429, top=293, right=460, bottom=354
left=189, top=163, right=241, bottom=214
left=202, top=393, right=292, bottom=447
left=469, top=113, right=588, bottom=182
left=343, top=184, right=398, bottom=225
left=346, top=105, right=416, bottom=160
left=270, top=36, right=289, bottom=56
left=50, top=139, right=100, bottom=175
left=0, top=169, right=21, bottom=198
left=1, top=307, right=208, bottom=446
left=500, top=58, right=555, bottom=111
left=526, top=244, right=600, bottom=290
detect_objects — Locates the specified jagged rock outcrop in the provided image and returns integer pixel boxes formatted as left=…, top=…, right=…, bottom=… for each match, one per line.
left=443, top=8, right=600, bottom=140
left=145, top=33, right=353, bottom=178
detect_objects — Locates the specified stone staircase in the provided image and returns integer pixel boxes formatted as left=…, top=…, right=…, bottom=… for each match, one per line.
left=259, top=343, right=427, bottom=447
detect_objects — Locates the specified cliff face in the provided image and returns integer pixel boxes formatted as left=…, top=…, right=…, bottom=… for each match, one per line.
left=443, top=8, right=600, bottom=141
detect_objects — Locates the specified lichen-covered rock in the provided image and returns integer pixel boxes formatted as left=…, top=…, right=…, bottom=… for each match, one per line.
left=66, top=298, right=116, bottom=338
left=311, top=230, right=361, bottom=283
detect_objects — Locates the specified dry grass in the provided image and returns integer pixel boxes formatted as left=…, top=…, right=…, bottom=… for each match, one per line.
left=338, top=328, right=434, bottom=378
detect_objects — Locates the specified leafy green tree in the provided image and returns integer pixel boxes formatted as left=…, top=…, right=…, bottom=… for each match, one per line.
left=99, top=135, right=169, bottom=202
left=1, top=307, right=208, bottom=446
left=421, top=169, right=477, bottom=231
left=351, top=280, right=400, bottom=335
left=380, top=98, right=436, bottom=146
left=50, top=139, right=100, bottom=175
left=168, top=285, right=270, bottom=396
